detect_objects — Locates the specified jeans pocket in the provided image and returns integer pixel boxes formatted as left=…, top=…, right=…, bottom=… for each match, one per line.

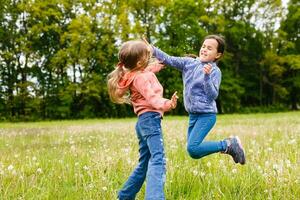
left=138, top=116, right=161, bottom=138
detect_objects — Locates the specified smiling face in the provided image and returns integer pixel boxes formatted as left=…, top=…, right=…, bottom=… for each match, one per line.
left=199, top=38, right=222, bottom=62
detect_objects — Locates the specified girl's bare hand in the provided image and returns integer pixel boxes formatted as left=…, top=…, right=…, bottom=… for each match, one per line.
left=170, top=91, right=179, bottom=109
left=142, top=36, right=153, bottom=52
left=148, top=60, right=165, bottom=68
left=203, top=63, right=212, bottom=74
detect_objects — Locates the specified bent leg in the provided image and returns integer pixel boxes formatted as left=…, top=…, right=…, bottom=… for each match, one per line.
left=187, top=114, right=227, bottom=159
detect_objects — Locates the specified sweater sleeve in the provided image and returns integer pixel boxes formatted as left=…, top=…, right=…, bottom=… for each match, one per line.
left=153, top=46, right=191, bottom=72
left=133, top=74, right=172, bottom=112
left=204, top=67, right=222, bottom=101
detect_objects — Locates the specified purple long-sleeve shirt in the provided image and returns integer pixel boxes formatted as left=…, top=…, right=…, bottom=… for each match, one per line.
left=153, top=47, right=221, bottom=114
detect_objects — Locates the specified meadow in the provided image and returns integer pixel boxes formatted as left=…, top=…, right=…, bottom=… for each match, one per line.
left=0, top=112, right=299, bottom=200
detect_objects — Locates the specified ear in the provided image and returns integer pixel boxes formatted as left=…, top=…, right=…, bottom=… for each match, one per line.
left=135, top=60, right=145, bottom=70
left=136, top=61, right=143, bottom=68
left=215, top=53, right=222, bottom=60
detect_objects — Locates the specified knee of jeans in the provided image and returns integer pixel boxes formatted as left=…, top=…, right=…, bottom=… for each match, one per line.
left=118, top=192, right=136, bottom=200
left=187, top=145, right=200, bottom=159
left=151, top=152, right=165, bottom=165
left=138, top=155, right=150, bottom=167
left=136, top=163, right=148, bottom=176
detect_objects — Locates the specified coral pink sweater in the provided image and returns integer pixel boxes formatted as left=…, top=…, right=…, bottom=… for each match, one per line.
left=117, top=64, right=172, bottom=116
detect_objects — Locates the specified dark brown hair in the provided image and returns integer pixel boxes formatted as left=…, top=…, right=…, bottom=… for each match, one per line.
left=185, top=35, right=226, bottom=60
left=204, top=34, right=226, bottom=56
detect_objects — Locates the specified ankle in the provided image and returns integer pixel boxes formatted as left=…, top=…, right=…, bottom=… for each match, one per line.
left=223, top=138, right=231, bottom=153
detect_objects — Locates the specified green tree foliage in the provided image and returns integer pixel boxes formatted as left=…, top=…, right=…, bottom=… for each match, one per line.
left=0, top=0, right=299, bottom=120
left=278, top=0, right=300, bottom=110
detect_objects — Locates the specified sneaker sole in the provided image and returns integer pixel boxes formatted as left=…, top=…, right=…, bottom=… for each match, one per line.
left=235, top=136, right=246, bottom=165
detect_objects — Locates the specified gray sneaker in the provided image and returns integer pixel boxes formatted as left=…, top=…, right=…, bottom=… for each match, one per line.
left=224, top=136, right=246, bottom=165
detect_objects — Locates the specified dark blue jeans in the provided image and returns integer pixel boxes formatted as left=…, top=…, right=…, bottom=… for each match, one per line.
left=118, top=112, right=166, bottom=200
left=187, top=113, right=227, bottom=159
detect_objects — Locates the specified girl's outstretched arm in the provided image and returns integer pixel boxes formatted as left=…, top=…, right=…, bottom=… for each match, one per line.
left=152, top=46, right=192, bottom=72
left=142, top=36, right=192, bottom=72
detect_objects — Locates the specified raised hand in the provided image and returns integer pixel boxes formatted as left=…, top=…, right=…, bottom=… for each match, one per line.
left=203, top=63, right=212, bottom=74
left=170, top=91, right=179, bottom=109
left=142, top=35, right=153, bottom=52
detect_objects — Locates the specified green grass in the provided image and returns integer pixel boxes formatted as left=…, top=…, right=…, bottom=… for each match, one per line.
left=0, top=112, right=299, bottom=199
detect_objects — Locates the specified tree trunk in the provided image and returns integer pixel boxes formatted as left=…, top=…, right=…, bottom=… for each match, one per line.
left=259, top=68, right=263, bottom=105
left=291, top=86, right=298, bottom=110
left=7, top=62, right=15, bottom=118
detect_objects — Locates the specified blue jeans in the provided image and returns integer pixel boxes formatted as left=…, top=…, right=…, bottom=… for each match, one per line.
left=118, top=112, right=166, bottom=200
left=187, top=113, right=227, bottom=159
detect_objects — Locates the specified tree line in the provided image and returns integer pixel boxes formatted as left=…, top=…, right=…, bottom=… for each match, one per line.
left=0, top=0, right=299, bottom=121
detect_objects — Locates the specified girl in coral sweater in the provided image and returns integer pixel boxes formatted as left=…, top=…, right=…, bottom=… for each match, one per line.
left=107, top=39, right=178, bottom=200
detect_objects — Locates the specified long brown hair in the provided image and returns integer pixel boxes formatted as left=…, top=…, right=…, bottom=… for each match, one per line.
left=107, top=40, right=150, bottom=104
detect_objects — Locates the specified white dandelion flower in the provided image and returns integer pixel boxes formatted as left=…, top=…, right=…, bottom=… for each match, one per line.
left=71, top=145, right=76, bottom=151
left=89, top=150, right=95, bottom=154
left=272, top=164, right=279, bottom=170
left=7, top=165, right=14, bottom=171
left=288, top=139, right=296, bottom=145
left=102, top=186, right=108, bottom=191
left=88, top=183, right=94, bottom=189
left=265, top=161, right=270, bottom=167
left=122, top=148, right=130, bottom=154
left=267, top=147, right=272, bottom=152
left=285, top=160, right=291, bottom=168
left=200, top=172, right=206, bottom=177
left=206, top=162, right=211, bottom=167
left=127, top=159, right=132, bottom=165
left=192, top=170, right=198, bottom=176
